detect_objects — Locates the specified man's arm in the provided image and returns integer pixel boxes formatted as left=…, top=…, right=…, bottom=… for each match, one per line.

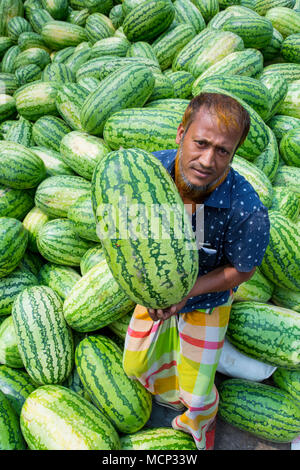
left=148, top=264, right=256, bottom=321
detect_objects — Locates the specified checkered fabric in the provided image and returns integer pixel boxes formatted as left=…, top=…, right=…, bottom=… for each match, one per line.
left=123, top=292, right=234, bottom=450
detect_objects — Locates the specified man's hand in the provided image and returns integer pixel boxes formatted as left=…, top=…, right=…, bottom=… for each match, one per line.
left=148, top=296, right=189, bottom=321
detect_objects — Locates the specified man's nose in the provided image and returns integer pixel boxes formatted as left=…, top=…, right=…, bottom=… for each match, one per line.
left=199, top=147, right=215, bottom=167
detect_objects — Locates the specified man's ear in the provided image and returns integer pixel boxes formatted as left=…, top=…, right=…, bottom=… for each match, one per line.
left=176, top=123, right=185, bottom=145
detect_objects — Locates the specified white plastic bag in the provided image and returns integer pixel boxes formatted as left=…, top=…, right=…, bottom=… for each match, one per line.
left=291, top=435, right=300, bottom=450
left=217, top=337, right=277, bottom=381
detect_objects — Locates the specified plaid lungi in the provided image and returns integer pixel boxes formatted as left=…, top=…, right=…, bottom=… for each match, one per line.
left=123, top=292, right=234, bottom=450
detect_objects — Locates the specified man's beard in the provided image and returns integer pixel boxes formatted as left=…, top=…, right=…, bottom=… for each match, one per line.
left=175, top=141, right=231, bottom=202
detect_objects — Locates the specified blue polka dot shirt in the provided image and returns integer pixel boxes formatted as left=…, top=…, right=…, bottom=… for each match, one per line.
left=152, top=148, right=271, bottom=312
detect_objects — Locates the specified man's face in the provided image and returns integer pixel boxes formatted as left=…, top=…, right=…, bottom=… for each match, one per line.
left=175, top=107, right=243, bottom=188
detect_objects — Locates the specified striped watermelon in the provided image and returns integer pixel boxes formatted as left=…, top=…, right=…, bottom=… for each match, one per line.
left=226, top=301, right=300, bottom=369
left=38, top=263, right=81, bottom=301
left=17, top=31, right=50, bottom=52
left=191, top=0, right=219, bottom=22
left=173, top=0, right=206, bottom=34
left=77, top=77, right=101, bottom=93
left=4, top=117, right=34, bottom=147
left=80, top=63, right=156, bottom=136
left=41, top=62, right=76, bottom=82
left=0, top=389, right=26, bottom=450
left=122, top=0, right=175, bottom=43
left=63, top=259, right=135, bottom=332
left=193, top=74, right=272, bottom=121
left=62, top=366, right=92, bottom=403
left=97, top=56, right=161, bottom=81
left=172, top=28, right=219, bottom=73
left=232, top=156, right=274, bottom=207
left=0, top=0, right=24, bottom=37
left=0, top=72, right=19, bottom=95
left=195, top=48, right=264, bottom=81
left=0, top=267, right=38, bottom=316
left=41, top=20, right=88, bottom=50
left=190, top=31, right=245, bottom=78
left=273, top=165, right=300, bottom=196
left=277, top=80, right=300, bottom=120
left=41, top=0, right=68, bottom=21
left=218, top=378, right=300, bottom=442
left=168, top=71, right=194, bottom=99
left=271, top=187, right=300, bottom=221
left=36, top=218, right=95, bottom=266
left=55, top=83, right=90, bottom=132
left=60, top=131, right=110, bottom=181
left=12, top=285, right=74, bottom=385
left=91, top=36, right=130, bottom=58
left=281, top=33, right=300, bottom=64
left=20, top=385, right=121, bottom=450
left=126, top=40, right=159, bottom=64
left=147, top=72, right=175, bottom=102
left=103, top=107, right=183, bottom=152
left=0, top=94, right=16, bottom=122
left=0, top=185, right=34, bottom=220
left=0, top=316, right=24, bottom=368
left=268, top=115, right=300, bottom=142
left=121, top=427, right=197, bottom=450
left=31, top=146, right=75, bottom=177
left=85, top=12, right=115, bottom=45
left=13, top=46, right=50, bottom=71
left=15, top=63, right=42, bottom=85
left=272, top=286, right=300, bottom=313
left=64, top=45, right=91, bottom=73
left=22, top=206, right=50, bottom=253
left=28, top=8, right=53, bottom=35
left=1, top=45, right=20, bottom=73
left=259, top=63, right=300, bottom=84
left=34, top=175, right=91, bottom=218
left=75, top=335, right=152, bottom=433
left=14, top=81, right=61, bottom=120
left=79, top=245, right=105, bottom=276
left=92, top=147, right=198, bottom=309
left=107, top=310, right=133, bottom=340
left=0, top=141, right=46, bottom=189
left=32, top=115, right=72, bottom=152
left=67, top=194, right=99, bottom=242
left=152, top=23, right=196, bottom=71
left=273, top=368, right=300, bottom=404
left=0, top=218, right=28, bottom=278
left=19, top=251, right=45, bottom=278
left=221, top=15, right=273, bottom=49
left=0, top=365, right=36, bottom=415
left=261, top=27, right=283, bottom=62
left=109, top=4, right=125, bottom=29
left=253, top=127, right=279, bottom=183
left=260, top=211, right=300, bottom=291
left=265, top=6, right=300, bottom=39
left=51, top=45, right=76, bottom=63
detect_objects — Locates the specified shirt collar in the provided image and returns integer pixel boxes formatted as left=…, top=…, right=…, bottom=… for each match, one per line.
left=169, top=159, right=232, bottom=209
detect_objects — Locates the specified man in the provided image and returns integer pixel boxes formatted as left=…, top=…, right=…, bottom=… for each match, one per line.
left=123, top=93, right=270, bottom=450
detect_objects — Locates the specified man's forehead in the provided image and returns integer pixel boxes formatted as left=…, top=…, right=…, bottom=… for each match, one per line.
left=190, top=108, right=243, bottom=143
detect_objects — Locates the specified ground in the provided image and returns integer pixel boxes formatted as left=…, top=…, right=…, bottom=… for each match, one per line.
left=144, top=371, right=291, bottom=451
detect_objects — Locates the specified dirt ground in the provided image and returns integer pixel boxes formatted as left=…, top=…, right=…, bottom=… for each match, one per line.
left=144, top=371, right=291, bottom=451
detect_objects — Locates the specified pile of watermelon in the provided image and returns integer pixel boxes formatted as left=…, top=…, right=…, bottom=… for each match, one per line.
left=0, top=0, right=300, bottom=450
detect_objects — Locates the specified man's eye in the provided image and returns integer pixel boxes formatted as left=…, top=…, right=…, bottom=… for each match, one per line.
left=219, top=148, right=229, bottom=155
